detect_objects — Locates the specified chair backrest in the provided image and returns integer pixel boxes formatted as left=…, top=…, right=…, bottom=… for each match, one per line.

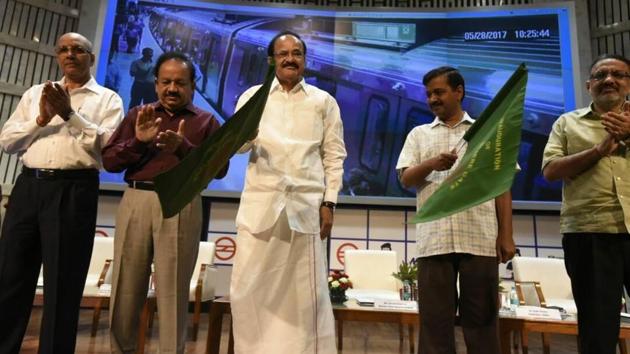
left=88, top=237, right=114, bottom=275
left=512, top=256, right=572, bottom=300
left=344, top=250, right=398, bottom=291
left=191, top=241, right=216, bottom=282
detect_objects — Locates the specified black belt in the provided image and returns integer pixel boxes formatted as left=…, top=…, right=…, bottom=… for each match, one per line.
left=128, top=181, right=155, bottom=191
left=22, top=166, right=98, bottom=180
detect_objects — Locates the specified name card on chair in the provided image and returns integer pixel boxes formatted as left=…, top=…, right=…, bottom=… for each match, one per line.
left=374, top=299, right=417, bottom=311
left=515, top=306, right=562, bottom=320
left=98, top=284, right=111, bottom=295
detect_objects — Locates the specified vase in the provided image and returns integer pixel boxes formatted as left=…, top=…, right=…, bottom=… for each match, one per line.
left=401, top=280, right=412, bottom=300
left=329, top=289, right=347, bottom=304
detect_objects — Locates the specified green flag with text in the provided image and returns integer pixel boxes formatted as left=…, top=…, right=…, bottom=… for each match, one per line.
left=154, top=64, right=275, bottom=218
left=411, top=64, right=528, bottom=224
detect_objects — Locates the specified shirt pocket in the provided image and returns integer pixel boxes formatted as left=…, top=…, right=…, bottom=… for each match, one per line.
left=566, top=121, right=605, bottom=155
left=290, top=101, right=324, bottom=142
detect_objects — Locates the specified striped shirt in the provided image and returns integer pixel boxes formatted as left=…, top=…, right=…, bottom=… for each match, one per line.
left=396, top=113, right=498, bottom=258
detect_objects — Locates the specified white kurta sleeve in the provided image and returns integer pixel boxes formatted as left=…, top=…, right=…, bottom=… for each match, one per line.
left=321, top=94, right=346, bottom=204
left=235, top=86, right=260, bottom=154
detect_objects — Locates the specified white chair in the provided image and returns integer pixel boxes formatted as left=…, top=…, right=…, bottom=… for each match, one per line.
left=35, top=237, right=115, bottom=293
left=189, top=241, right=217, bottom=340
left=343, top=250, right=414, bottom=352
left=34, top=237, right=115, bottom=336
left=510, top=256, right=630, bottom=354
left=344, top=249, right=400, bottom=301
left=85, top=237, right=114, bottom=337
left=512, top=256, right=576, bottom=314
left=84, top=237, right=115, bottom=293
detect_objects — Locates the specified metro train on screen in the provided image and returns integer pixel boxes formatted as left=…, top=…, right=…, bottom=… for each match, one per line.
left=145, top=5, right=572, bottom=201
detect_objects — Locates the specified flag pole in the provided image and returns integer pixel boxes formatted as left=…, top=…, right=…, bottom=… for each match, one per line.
left=453, top=138, right=467, bottom=155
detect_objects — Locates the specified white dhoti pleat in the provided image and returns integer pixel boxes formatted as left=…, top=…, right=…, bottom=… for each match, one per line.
left=230, top=210, right=336, bottom=354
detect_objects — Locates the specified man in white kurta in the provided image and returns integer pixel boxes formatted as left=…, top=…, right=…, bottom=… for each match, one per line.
left=230, top=31, right=346, bottom=354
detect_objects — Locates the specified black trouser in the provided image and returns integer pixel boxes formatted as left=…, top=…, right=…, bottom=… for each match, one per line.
left=417, top=253, right=499, bottom=354
left=0, top=170, right=98, bottom=354
left=563, top=233, right=630, bottom=354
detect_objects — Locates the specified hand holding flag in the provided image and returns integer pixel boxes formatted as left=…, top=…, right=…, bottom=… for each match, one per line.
left=411, top=64, right=528, bottom=223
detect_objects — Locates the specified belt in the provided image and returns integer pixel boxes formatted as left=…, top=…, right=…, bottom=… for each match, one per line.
left=22, top=166, right=98, bottom=180
left=128, top=181, right=155, bottom=191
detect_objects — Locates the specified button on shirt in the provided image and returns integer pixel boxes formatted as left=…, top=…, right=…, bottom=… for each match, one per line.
left=0, top=77, right=124, bottom=169
left=543, top=104, right=630, bottom=234
left=235, top=78, right=347, bottom=234
left=396, top=114, right=498, bottom=258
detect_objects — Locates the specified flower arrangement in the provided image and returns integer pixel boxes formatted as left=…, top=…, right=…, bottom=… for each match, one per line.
left=328, top=270, right=353, bottom=303
left=392, top=259, right=418, bottom=284
left=393, top=259, right=418, bottom=300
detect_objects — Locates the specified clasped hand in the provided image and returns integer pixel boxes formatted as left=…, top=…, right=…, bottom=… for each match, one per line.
left=37, top=81, right=73, bottom=126
left=601, top=102, right=630, bottom=143
left=135, top=105, right=186, bottom=153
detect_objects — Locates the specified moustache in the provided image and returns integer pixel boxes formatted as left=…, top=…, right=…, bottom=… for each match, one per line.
left=600, top=84, right=617, bottom=91
left=165, top=93, right=181, bottom=98
left=282, top=63, right=299, bottom=69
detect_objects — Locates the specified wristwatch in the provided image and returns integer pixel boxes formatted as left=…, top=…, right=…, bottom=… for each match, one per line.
left=321, top=201, right=336, bottom=211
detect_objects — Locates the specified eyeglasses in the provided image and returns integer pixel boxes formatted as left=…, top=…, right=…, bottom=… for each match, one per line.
left=55, top=45, right=91, bottom=55
left=273, top=50, right=304, bottom=60
left=590, top=70, right=630, bottom=81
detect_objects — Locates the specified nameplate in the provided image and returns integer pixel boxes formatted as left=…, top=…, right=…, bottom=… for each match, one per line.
left=374, top=299, right=417, bottom=311
left=515, top=306, right=562, bottom=320
left=98, top=284, right=111, bottom=295
left=355, top=297, right=375, bottom=306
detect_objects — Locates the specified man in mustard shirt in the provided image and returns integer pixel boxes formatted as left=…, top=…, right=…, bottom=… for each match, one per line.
left=543, top=54, right=630, bottom=354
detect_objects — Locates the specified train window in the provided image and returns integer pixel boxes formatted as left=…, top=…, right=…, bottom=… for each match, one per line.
left=247, top=53, right=263, bottom=84
left=237, top=49, right=250, bottom=84
left=404, top=107, right=433, bottom=138
left=257, top=56, right=268, bottom=83
left=208, top=37, right=217, bottom=65
left=359, top=96, right=389, bottom=173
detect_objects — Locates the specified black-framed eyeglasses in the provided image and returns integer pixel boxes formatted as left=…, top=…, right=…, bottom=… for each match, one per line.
left=273, top=50, right=304, bottom=60
left=590, top=70, right=630, bottom=81
left=55, top=45, right=91, bottom=55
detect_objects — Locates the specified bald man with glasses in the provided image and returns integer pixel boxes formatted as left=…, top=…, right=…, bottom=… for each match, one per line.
left=0, top=32, right=123, bottom=353
left=543, top=54, right=630, bottom=354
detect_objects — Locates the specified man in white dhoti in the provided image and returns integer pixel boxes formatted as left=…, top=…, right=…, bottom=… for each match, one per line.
left=230, top=31, right=347, bottom=354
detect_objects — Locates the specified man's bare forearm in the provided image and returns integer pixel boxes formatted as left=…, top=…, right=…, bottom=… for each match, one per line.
left=400, top=160, right=434, bottom=188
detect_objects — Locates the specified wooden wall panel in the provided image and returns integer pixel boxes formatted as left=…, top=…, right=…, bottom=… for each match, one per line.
left=589, top=0, right=630, bottom=59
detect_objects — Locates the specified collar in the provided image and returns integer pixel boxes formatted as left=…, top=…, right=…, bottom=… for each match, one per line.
left=576, top=104, right=595, bottom=119
left=153, top=101, right=198, bottom=116
left=580, top=101, right=630, bottom=119
left=59, top=76, right=103, bottom=94
left=270, top=77, right=308, bottom=95
left=428, top=112, right=475, bottom=128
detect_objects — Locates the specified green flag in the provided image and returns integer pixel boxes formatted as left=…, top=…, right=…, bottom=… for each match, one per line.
left=154, top=64, right=275, bottom=218
left=411, top=64, right=528, bottom=224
